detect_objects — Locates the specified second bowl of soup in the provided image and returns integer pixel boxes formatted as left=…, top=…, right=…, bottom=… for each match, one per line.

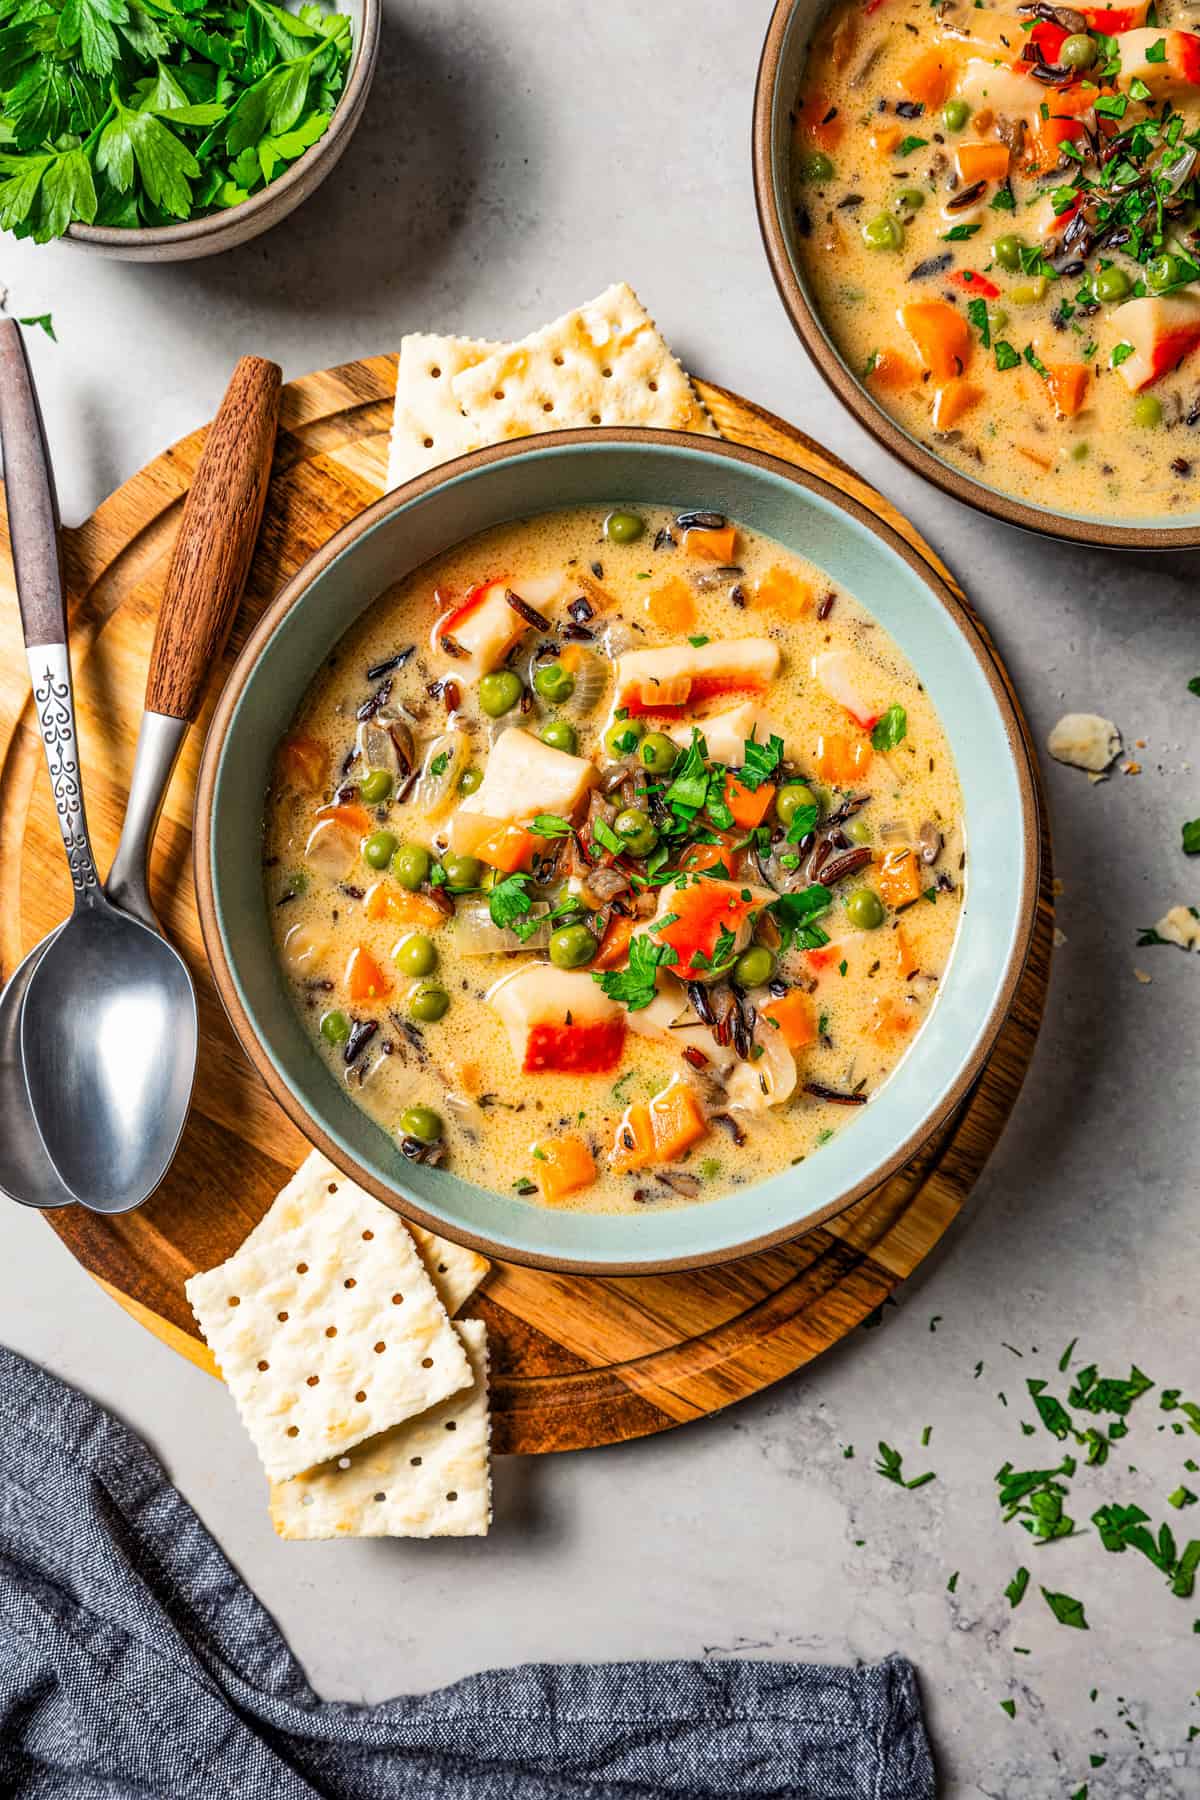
left=196, top=431, right=1038, bottom=1271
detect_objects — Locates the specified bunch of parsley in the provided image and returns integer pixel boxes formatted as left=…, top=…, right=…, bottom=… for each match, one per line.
left=0, top=0, right=352, bottom=240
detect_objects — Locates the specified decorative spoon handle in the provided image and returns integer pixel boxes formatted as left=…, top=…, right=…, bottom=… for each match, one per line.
left=105, top=355, right=281, bottom=926
left=0, top=320, right=100, bottom=904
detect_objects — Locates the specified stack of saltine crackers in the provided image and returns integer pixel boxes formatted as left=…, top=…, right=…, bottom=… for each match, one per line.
left=387, top=282, right=718, bottom=491
left=186, top=1151, right=492, bottom=1540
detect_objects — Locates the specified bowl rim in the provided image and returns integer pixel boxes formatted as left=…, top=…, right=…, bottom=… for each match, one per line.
left=752, top=0, right=1200, bottom=551
left=193, top=424, right=1041, bottom=1274
left=64, top=0, right=380, bottom=250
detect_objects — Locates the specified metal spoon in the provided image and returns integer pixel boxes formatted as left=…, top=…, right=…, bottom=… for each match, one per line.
left=0, top=329, right=280, bottom=1213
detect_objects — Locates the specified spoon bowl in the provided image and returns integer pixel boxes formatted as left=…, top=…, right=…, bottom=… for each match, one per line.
left=0, top=937, right=74, bottom=1209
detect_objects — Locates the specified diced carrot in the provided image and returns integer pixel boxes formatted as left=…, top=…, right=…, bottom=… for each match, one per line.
left=642, top=576, right=697, bottom=634
left=795, top=89, right=844, bottom=150
left=364, top=882, right=448, bottom=931
left=931, top=378, right=984, bottom=430
left=899, top=301, right=971, bottom=383
left=871, top=996, right=916, bottom=1042
left=761, top=989, right=817, bottom=1050
left=955, top=141, right=1010, bottom=184
left=1043, top=363, right=1090, bottom=419
left=897, top=47, right=954, bottom=110
left=534, top=1133, right=598, bottom=1204
left=1023, top=87, right=1097, bottom=173
left=947, top=269, right=1000, bottom=300
left=524, top=1018, right=626, bottom=1074
left=804, top=943, right=843, bottom=974
left=893, top=924, right=917, bottom=979
left=656, top=883, right=759, bottom=977
left=725, top=774, right=776, bottom=830
left=1017, top=445, right=1054, bottom=472
left=446, top=1056, right=482, bottom=1096
left=867, top=348, right=921, bottom=393
left=473, top=824, right=543, bottom=874
left=677, top=836, right=738, bottom=876
left=593, top=914, right=635, bottom=972
left=752, top=565, right=813, bottom=618
left=648, top=1079, right=708, bottom=1161
left=610, top=1100, right=655, bottom=1172
left=869, top=123, right=904, bottom=157
left=814, top=732, right=872, bottom=787
left=278, top=734, right=328, bottom=794
left=314, top=800, right=373, bottom=835
left=346, top=945, right=390, bottom=1002
left=683, top=525, right=738, bottom=563
left=876, top=847, right=923, bottom=910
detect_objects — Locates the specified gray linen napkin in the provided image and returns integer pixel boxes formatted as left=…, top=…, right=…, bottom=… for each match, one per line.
left=0, top=1342, right=935, bottom=1798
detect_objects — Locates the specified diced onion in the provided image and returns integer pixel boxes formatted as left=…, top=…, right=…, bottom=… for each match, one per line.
left=303, top=818, right=360, bottom=879
left=727, top=1025, right=797, bottom=1112
left=282, top=923, right=330, bottom=974
left=454, top=902, right=552, bottom=955
left=413, top=728, right=470, bottom=821
left=561, top=648, right=609, bottom=718
left=879, top=819, right=912, bottom=845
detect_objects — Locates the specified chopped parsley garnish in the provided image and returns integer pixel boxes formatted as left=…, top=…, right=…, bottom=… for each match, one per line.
left=1027, top=1378, right=1073, bottom=1441
left=990, top=184, right=1015, bottom=212
left=688, top=634, right=710, bottom=647
left=770, top=883, right=832, bottom=951
left=593, top=932, right=677, bottom=1011
left=875, top=1440, right=936, bottom=1490
left=691, top=921, right=739, bottom=976
left=1111, top=342, right=1135, bottom=368
left=994, top=340, right=1021, bottom=372
left=999, top=1699, right=1016, bottom=1719
left=967, top=296, right=990, bottom=350
left=488, top=873, right=542, bottom=942
left=609, top=726, right=641, bottom=755
left=1144, top=35, right=1166, bottom=60
left=428, top=750, right=450, bottom=778
left=1189, top=677, right=1200, bottom=697
left=871, top=703, right=907, bottom=752
left=1022, top=344, right=1049, bottom=381
left=1183, top=818, right=1200, bottom=855
left=19, top=313, right=55, bottom=340
left=592, top=818, right=626, bottom=856
left=663, top=729, right=710, bottom=816
left=942, top=222, right=980, bottom=242
left=1005, top=1567, right=1030, bottom=1608
left=1041, top=1587, right=1089, bottom=1630
left=785, top=803, right=819, bottom=845
left=738, top=730, right=785, bottom=792
left=898, top=134, right=928, bottom=156
left=530, top=813, right=574, bottom=838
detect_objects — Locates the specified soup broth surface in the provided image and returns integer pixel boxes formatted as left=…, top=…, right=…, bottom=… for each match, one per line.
left=265, top=504, right=964, bottom=1215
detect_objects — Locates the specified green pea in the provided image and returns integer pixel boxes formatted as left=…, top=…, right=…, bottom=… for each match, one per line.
left=539, top=718, right=578, bottom=755
left=1133, top=394, right=1162, bottom=429
left=845, top=816, right=873, bottom=846
left=1009, top=276, right=1049, bottom=306
left=320, top=1008, right=351, bottom=1045
left=548, top=923, right=598, bottom=970
left=799, top=150, right=835, bottom=185
left=614, top=807, right=659, bottom=857
left=533, top=661, right=576, bottom=704
left=400, top=1105, right=442, bottom=1144
left=1092, top=264, right=1131, bottom=304
left=892, top=187, right=926, bottom=215
left=638, top=730, right=679, bottom=774
left=993, top=233, right=1022, bottom=272
left=845, top=887, right=886, bottom=931
left=458, top=766, right=483, bottom=795
left=862, top=212, right=904, bottom=252
left=733, top=945, right=774, bottom=989
left=394, top=933, right=436, bottom=977
left=775, top=781, right=819, bottom=828
left=605, top=717, right=644, bottom=759
left=478, top=670, right=523, bottom=717
left=440, top=852, right=483, bottom=891
left=1070, top=440, right=1090, bottom=462
left=1147, top=252, right=1187, bottom=293
left=363, top=828, right=398, bottom=870
left=391, top=843, right=431, bottom=891
left=941, top=96, right=970, bottom=132
left=605, top=510, right=646, bottom=544
left=410, top=985, right=450, bottom=1023
left=1060, top=31, right=1096, bottom=67
left=359, top=768, right=394, bottom=805
left=987, top=306, right=1009, bottom=333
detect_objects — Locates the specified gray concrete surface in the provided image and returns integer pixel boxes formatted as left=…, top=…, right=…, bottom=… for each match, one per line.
left=1, top=2, right=1198, bottom=1792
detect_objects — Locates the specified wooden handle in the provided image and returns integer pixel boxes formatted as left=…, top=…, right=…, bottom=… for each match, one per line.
left=0, top=320, right=67, bottom=651
left=144, top=356, right=281, bottom=721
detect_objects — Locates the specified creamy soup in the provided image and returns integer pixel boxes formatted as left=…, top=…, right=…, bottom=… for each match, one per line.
left=792, top=0, right=1200, bottom=516
left=264, top=505, right=964, bottom=1215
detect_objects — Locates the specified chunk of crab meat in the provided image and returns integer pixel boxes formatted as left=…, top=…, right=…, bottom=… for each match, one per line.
left=957, top=57, right=1045, bottom=121
left=725, top=1023, right=798, bottom=1113
left=432, top=579, right=531, bottom=680
left=624, top=974, right=738, bottom=1074
left=611, top=638, right=781, bottom=718
left=811, top=649, right=881, bottom=731
left=667, top=699, right=785, bottom=768
left=649, top=879, right=772, bottom=983
left=1079, top=0, right=1149, bottom=26
left=1110, top=292, right=1200, bottom=391
left=282, top=923, right=330, bottom=975
left=445, top=727, right=595, bottom=853
left=1117, top=29, right=1200, bottom=99
left=303, top=817, right=360, bottom=879
left=486, top=964, right=626, bottom=1074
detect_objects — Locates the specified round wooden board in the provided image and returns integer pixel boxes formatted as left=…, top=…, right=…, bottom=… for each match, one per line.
left=0, top=361, right=1053, bottom=1456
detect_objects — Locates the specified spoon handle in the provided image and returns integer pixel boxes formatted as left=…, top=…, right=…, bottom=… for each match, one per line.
left=106, top=355, right=282, bottom=926
left=0, top=320, right=101, bottom=901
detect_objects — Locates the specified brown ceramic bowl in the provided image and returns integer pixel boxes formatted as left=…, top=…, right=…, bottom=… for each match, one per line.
left=753, top=0, right=1200, bottom=549
left=194, top=428, right=1039, bottom=1272
left=64, top=0, right=379, bottom=261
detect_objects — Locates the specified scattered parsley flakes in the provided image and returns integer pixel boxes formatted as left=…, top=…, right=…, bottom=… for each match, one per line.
left=530, top=813, right=574, bottom=838
left=1005, top=1567, right=1030, bottom=1608
left=967, top=295, right=991, bottom=350
left=994, top=340, right=1021, bottom=372
left=943, top=222, right=980, bottom=241
left=898, top=133, right=928, bottom=155
left=688, top=634, right=710, bottom=647
left=770, top=882, right=833, bottom=951
left=488, top=873, right=541, bottom=942
left=999, top=1698, right=1016, bottom=1719
left=947, top=1570, right=959, bottom=1592
left=990, top=183, right=1015, bottom=212
left=1169, top=1486, right=1197, bottom=1510
left=18, top=313, right=55, bottom=340
left=1111, top=341, right=1135, bottom=368
left=1022, top=344, right=1049, bottom=380
left=1189, top=677, right=1200, bottom=697
left=1144, top=34, right=1166, bottom=59
left=738, top=730, right=785, bottom=792
left=1041, top=1587, right=1089, bottom=1630
left=1183, top=819, right=1200, bottom=855
left=870, top=703, right=907, bottom=752
left=593, top=932, right=677, bottom=1011
left=875, top=1440, right=937, bottom=1490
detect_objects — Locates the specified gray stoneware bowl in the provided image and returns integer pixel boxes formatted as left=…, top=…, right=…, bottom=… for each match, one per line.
left=195, top=429, right=1039, bottom=1273
left=65, top=0, right=379, bottom=261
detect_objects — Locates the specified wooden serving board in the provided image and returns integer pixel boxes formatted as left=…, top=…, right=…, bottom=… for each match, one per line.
left=0, top=362, right=1053, bottom=1455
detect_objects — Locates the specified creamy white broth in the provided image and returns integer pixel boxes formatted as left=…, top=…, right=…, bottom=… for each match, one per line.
left=264, top=505, right=964, bottom=1215
left=792, top=0, right=1200, bottom=517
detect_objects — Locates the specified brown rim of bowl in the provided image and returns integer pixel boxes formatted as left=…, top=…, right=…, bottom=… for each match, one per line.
left=64, top=0, right=380, bottom=251
left=752, top=0, right=1200, bottom=551
left=194, top=424, right=1041, bottom=1274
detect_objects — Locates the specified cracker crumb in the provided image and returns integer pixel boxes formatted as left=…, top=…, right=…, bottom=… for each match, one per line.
left=1053, top=927, right=1068, bottom=947
left=1121, top=761, right=1142, bottom=775
left=1134, top=967, right=1153, bottom=984
left=1051, top=878, right=1064, bottom=897
left=1048, top=712, right=1121, bottom=774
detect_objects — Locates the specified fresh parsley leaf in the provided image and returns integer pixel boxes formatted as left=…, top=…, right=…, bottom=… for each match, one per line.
left=967, top=295, right=990, bottom=349
left=999, top=1699, right=1016, bottom=1719
left=1189, top=677, right=1200, bottom=696
left=990, top=183, right=1015, bottom=212
left=1023, top=343, right=1049, bottom=380
left=1183, top=818, right=1200, bottom=855
left=688, top=634, right=710, bottom=647
left=738, top=730, right=785, bottom=792
left=898, top=133, right=928, bottom=155
left=1005, top=1566, right=1030, bottom=1608
left=1041, top=1587, right=1089, bottom=1629
left=871, top=703, right=907, bottom=752
left=1144, top=35, right=1166, bottom=60
left=530, top=813, right=574, bottom=838
left=785, top=803, right=819, bottom=845
left=942, top=222, right=980, bottom=241
left=1027, top=1378, right=1072, bottom=1440
left=664, top=729, right=709, bottom=816
left=489, top=873, right=535, bottom=936
left=1111, top=341, right=1135, bottom=367
left=770, top=883, right=832, bottom=951
left=428, top=750, right=449, bottom=779
left=995, top=340, right=1021, bottom=371
left=593, top=932, right=677, bottom=1011
left=875, top=1440, right=936, bottom=1490
left=17, top=313, right=55, bottom=340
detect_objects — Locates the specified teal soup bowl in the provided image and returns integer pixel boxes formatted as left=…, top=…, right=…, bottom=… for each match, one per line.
left=195, top=429, right=1040, bottom=1273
